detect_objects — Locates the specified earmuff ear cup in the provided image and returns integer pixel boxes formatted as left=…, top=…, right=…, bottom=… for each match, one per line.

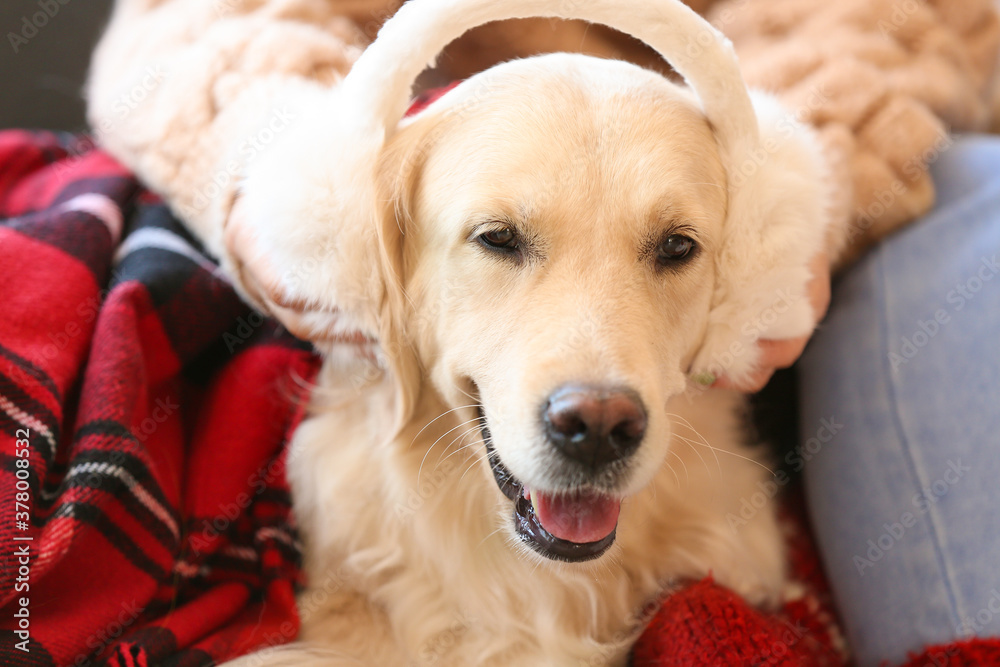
left=690, top=92, right=832, bottom=385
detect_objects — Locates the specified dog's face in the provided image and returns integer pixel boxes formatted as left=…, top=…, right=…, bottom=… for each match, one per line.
left=379, top=56, right=728, bottom=563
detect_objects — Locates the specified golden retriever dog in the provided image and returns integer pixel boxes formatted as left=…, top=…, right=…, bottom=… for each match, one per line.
left=101, top=0, right=830, bottom=664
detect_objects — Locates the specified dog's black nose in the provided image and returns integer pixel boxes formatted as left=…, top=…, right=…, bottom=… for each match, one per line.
left=543, top=384, right=647, bottom=470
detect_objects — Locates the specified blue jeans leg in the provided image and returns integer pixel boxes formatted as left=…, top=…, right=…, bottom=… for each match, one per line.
left=799, top=135, right=1000, bottom=666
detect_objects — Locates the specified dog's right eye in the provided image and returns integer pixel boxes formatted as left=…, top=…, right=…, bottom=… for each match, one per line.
left=654, top=234, right=697, bottom=267
left=477, top=227, right=519, bottom=252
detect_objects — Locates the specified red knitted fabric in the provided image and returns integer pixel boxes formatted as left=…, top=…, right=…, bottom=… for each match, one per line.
left=898, top=639, right=1000, bottom=667
left=634, top=577, right=834, bottom=666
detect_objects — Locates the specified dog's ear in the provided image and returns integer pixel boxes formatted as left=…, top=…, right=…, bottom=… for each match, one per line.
left=369, top=116, right=442, bottom=425
left=688, top=93, right=831, bottom=386
left=236, top=93, right=426, bottom=427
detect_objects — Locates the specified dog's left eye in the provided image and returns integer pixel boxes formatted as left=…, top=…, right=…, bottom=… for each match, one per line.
left=477, top=227, right=519, bottom=251
left=655, top=234, right=697, bottom=265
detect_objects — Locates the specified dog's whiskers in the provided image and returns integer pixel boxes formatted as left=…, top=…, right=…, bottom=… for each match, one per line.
left=672, top=434, right=730, bottom=474
left=438, top=428, right=481, bottom=465
left=526, top=545, right=546, bottom=575
left=683, top=438, right=716, bottom=479
left=455, top=384, right=481, bottom=405
left=416, top=415, right=486, bottom=485
left=416, top=418, right=484, bottom=485
left=474, top=525, right=507, bottom=552
left=458, top=446, right=494, bottom=484
left=597, top=547, right=624, bottom=586
left=668, top=449, right=690, bottom=488
left=663, top=456, right=682, bottom=490
left=668, top=418, right=776, bottom=476
left=437, top=425, right=487, bottom=469
left=409, top=404, right=480, bottom=449
left=675, top=432, right=715, bottom=479
left=437, top=428, right=487, bottom=466
left=416, top=416, right=482, bottom=478
left=684, top=437, right=774, bottom=473
left=666, top=412, right=722, bottom=477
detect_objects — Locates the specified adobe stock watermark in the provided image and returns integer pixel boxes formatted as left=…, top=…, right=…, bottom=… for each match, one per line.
left=917, top=644, right=964, bottom=667
left=207, top=563, right=352, bottom=665
left=888, top=254, right=999, bottom=370
left=54, top=65, right=167, bottom=179
left=222, top=311, right=269, bottom=353
left=105, top=66, right=166, bottom=124
left=743, top=618, right=810, bottom=667
left=180, top=106, right=296, bottom=218
left=699, top=286, right=809, bottom=384
left=395, top=458, right=457, bottom=520
left=957, top=588, right=1000, bottom=638
left=876, top=0, right=922, bottom=37
left=677, top=0, right=751, bottom=64
left=188, top=453, right=288, bottom=555
left=72, top=599, right=143, bottom=667
left=579, top=586, right=678, bottom=667
left=847, top=129, right=953, bottom=248
left=727, top=416, right=844, bottom=531
left=133, top=395, right=181, bottom=442
left=729, top=83, right=831, bottom=190
left=7, top=0, right=71, bottom=54
left=853, top=459, right=971, bottom=575
left=416, top=609, right=478, bottom=665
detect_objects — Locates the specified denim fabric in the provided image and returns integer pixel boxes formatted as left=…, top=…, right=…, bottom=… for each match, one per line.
left=800, top=135, right=1000, bottom=666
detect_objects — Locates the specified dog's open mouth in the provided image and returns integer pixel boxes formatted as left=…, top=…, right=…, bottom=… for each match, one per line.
left=478, top=408, right=619, bottom=562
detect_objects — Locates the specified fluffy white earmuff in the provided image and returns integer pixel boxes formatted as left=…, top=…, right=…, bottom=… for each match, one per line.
left=240, top=0, right=831, bottom=387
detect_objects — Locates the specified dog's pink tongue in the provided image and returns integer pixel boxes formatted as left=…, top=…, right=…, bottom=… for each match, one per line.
left=531, top=490, right=620, bottom=544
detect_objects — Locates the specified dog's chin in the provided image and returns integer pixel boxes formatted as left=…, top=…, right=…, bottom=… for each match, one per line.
left=477, top=407, right=620, bottom=563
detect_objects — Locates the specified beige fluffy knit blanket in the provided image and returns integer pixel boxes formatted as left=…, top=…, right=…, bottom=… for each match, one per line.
left=88, top=0, right=999, bottom=270
left=712, top=0, right=1000, bottom=265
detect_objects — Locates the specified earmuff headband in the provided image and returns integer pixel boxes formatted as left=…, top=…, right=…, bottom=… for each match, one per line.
left=339, top=0, right=760, bottom=161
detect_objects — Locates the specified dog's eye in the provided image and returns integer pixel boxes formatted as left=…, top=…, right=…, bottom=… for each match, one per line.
left=478, top=227, right=518, bottom=251
left=656, top=234, right=696, bottom=265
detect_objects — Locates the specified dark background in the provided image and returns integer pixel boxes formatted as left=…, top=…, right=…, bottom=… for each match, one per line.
left=1, top=0, right=114, bottom=131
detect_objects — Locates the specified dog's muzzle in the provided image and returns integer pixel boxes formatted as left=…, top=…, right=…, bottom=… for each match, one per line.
left=478, top=407, right=621, bottom=563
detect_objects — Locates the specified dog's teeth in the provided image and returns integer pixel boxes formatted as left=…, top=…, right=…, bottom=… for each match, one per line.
left=530, top=493, right=540, bottom=516
left=523, top=487, right=531, bottom=500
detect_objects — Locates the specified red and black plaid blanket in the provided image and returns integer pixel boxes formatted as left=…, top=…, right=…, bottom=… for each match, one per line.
left=0, top=130, right=317, bottom=666
left=1, top=128, right=997, bottom=666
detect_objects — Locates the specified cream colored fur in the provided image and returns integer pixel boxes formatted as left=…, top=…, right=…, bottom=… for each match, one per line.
left=90, top=0, right=833, bottom=664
